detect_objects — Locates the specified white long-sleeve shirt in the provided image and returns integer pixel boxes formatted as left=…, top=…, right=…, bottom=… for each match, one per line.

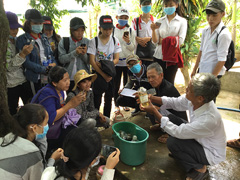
left=160, top=95, right=226, bottom=165
left=41, top=166, right=115, bottom=180
left=199, top=21, right=232, bottom=76
left=153, top=14, right=187, bottom=59
left=113, top=25, right=136, bottom=66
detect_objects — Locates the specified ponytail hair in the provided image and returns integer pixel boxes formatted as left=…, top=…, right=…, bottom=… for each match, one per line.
left=1, top=104, right=47, bottom=147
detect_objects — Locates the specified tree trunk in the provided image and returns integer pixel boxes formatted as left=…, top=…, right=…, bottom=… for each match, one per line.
left=180, top=66, right=190, bottom=88
left=0, top=0, right=12, bottom=136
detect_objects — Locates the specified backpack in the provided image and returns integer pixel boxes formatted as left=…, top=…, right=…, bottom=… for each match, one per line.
left=54, top=37, right=70, bottom=66
left=94, top=36, right=116, bottom=49
left=216, top=26, right=236, bottom=71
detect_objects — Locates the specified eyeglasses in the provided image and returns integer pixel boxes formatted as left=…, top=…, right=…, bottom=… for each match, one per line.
left=127, top=60, right=139, bottom=68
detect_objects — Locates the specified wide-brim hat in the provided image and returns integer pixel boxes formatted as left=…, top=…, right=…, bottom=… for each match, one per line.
left=72, top=70, right=97, bottom=91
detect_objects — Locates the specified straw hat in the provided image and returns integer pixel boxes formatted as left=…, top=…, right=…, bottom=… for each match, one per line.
left=72, top=70, right=97, bottom=91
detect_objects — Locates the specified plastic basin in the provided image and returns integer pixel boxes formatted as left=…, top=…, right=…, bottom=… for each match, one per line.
left=112, top=121, right=149, bottom=166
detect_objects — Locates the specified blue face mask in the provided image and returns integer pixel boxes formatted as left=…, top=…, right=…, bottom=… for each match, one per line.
left=130, top=63, right=141, bottom=74
left=31, top=24, right=43, bottom=34
left=35, top=124, right=49, bottom=140
left=164, top=7, right=176, bottom=15
left=9, top=35, right=16, bottom=40
left=141, top=5, right=151, bottom=14
left=118, top=19, right=128, bottom=27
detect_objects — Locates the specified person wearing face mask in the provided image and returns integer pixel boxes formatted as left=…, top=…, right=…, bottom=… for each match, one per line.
left=16, top=9, right=56, bottom=96
left=132, top=0, right=156, bottom=66
left=41, top=127, right=120, bottom=180
left=42, top=16, right=61, bottom=53
left=0, top=104, right=62, bottom=180
left=113, top=7, right=136, bottom=114
left=5, top=11, right=33, bottom=115
left=151, top=0, right=187, bottom=85
left=116, top=54, right=153, bottom=116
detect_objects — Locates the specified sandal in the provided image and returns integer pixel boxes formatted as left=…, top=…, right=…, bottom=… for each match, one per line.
left=227, top=138, right=240, bottom=149
left=150, top=124, right=161, bottom=131
left=114, top=107, right=120, bottom=114
left=157, top=134, right=169, bottom=143
left=123, top=107, right=130, bottom=111
left=186, top=169, right=209, bottom=180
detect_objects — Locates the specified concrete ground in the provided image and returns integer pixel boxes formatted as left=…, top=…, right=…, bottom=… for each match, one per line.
left=92, top=68, right=240, bottom=180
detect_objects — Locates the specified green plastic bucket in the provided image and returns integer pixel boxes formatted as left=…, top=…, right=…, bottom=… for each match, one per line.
left=112, top=121, right=149, bottom=166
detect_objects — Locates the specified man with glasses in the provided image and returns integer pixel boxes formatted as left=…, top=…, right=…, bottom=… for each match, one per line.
left=116, top=54, right=153, bottom=116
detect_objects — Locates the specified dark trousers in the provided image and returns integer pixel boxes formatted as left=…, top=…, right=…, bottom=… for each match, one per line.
left=7, top=81, right=33, bottom=115
left=94, top=82, right=113, bottom=118
left=114, top=66, right=128, bottom=106
left=166, top=114, right=210, bottom=172
left=154, top=57, right=178, bottom=85
left=116, top=95, right=140, bottom=111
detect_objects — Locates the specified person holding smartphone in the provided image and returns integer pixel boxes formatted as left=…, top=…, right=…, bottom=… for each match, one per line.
left=113, top=7, right=136, bottom=114
left=58, top=17, right=90, bottom=92
left=5, top=11, right=33, bottom=115
left=16, top=9, right=56, bottom=95
left=151, top=0, right=187, bottom=85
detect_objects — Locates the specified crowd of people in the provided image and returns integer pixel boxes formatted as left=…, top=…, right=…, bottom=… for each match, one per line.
left=1, top=0, right=237, bottom=180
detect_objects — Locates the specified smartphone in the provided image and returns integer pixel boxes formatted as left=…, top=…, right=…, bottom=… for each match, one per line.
left=155, top=22, right=161, bottom=27
left=30, top=39, right=35, bottom=46
left=123, top=31, right=129, bottom=37
left=101, top=144, right=117, bottom=158
left=81, top=43, right=86, bottom=47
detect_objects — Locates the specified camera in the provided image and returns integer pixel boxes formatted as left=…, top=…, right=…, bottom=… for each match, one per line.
left=81, top=44, right=86, bottom=47
left=101, top=145, right=117, bottom=158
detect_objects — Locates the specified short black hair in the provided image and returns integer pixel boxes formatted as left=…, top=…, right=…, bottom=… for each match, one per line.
left=48, top=66, right=68, bottom=85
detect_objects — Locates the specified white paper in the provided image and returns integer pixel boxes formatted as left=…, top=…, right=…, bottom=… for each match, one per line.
left=120, top=88, right=137, bottom=98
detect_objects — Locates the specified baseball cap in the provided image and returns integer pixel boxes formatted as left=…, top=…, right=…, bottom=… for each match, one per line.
left=117, top=7, right=129, bottom=17
left=99, top=15, right=114, bottom=29
left=203, top=0, right=225, bottom=13
left=25, top=9, right=44, bottom=23
left=140, top=0, right=151, bottom=5
left=70, top=17, right=86, bottom=30
left=126, top=54, right=139, bottom=64
left=43, top=16, right=54, bottom=30
left=5, top=11, right=23, bottom=29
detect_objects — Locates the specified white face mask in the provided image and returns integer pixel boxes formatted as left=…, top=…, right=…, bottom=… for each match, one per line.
left=91, top=156, right=100, bottom=168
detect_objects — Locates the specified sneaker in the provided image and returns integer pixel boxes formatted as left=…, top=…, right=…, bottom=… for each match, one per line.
left=131, top=109, right=141, bottom=116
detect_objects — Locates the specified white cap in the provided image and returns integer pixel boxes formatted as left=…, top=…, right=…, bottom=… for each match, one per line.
left=117, top=7, right=129, bottom=17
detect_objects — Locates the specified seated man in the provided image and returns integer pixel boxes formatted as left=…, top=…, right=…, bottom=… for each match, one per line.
left=141, top=73, right=226, bottom=180
left=116, top=54, right=153, bottom=116
left=146, top=62, right=188, bottom=142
